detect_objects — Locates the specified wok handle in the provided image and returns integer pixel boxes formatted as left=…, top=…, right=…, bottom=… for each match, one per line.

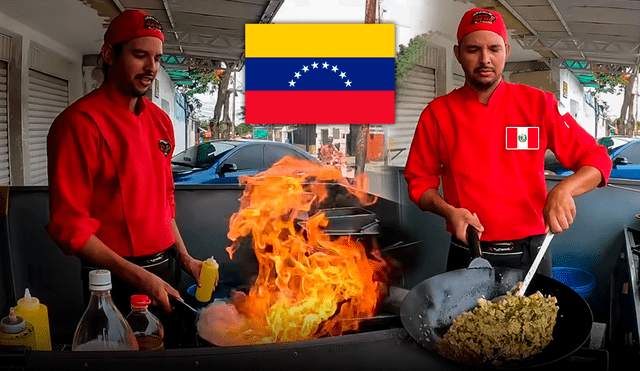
left=467, top=225, right=483, bottom=259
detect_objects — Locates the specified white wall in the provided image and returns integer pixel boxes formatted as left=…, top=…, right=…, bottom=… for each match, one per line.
left=556, top=69, right=599, bottom=138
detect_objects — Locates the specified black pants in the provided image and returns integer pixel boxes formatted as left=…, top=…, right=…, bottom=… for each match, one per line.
left=446, top=234, right=552, bottom=277
left=80, top=248, right=195, bottom=348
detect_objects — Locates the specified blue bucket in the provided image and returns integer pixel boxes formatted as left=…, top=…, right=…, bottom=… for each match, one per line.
left=552, top=267, right=596, bottom=300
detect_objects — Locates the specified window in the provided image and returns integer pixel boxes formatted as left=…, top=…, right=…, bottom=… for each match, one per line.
left=172, top=142, right=234, bottom=168
left=265, top=145, right=306, bottom=168
left=223, top=144, right=264, bottom=170
left=615, top=143, right=640, bottom=164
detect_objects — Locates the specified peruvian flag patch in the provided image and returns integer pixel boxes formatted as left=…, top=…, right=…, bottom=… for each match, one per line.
left=506, top=127, right=539, bottom=150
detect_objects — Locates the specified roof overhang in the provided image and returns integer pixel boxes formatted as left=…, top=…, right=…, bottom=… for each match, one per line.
left=468, top=0, right=640, bottom=78
left=82, top=0, right=284, bottom=72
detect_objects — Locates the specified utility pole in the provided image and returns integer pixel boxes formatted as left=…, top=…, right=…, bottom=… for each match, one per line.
left=355, top=0, right=378, bottom=176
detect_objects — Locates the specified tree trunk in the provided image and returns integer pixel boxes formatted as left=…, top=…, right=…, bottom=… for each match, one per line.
left=619, top=73, right=637, bottom=135
left=212, top=68, right=233, bottom=140
left=354, top=0, right=378, bottom=176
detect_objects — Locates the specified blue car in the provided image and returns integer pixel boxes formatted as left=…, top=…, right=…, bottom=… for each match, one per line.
left=172, top=139, right=318, bottom=184
left=547, top=138, right=640, bottom=180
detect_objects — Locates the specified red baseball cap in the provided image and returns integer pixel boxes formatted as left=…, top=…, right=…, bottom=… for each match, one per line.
left=104, top=10, right=164, bottom=46
left=457, top=8, right=507, bottom=44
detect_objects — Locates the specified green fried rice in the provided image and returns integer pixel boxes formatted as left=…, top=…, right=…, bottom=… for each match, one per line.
left=435, top=289, right=559, bottom=365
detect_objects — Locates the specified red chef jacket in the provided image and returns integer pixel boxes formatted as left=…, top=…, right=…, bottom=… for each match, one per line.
left=47, top=85, right=176, bottom=257
left=404, top=80, right=612, bottom=241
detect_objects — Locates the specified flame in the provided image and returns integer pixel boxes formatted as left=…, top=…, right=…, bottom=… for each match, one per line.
left=200, top=157, right=387, bottom=345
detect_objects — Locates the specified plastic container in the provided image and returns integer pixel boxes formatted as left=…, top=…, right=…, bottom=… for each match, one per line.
left=0, top=308, right=36, bottom=348
left=552, top=267, right=596, bottom=300
left=13, top=288, right=51, bottom=351
left=126, top=294, right=164, bottom=350
left=195, top=257, right=219, bottom=303
left=72, top=270, right=138, bottom=351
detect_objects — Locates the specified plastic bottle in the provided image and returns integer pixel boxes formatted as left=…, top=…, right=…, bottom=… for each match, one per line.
left=0, top=308, right=36, bottom=348
left=125, top=294, right=164, bottom=350
left=195, top=257, right=219, bottom=302
left=72, top=270, right=138, bottom=351
left=13, top=288, right=51, bottom=351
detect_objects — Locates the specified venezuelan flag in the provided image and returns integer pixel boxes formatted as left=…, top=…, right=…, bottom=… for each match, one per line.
left=245, top=24, right=395, bottom=124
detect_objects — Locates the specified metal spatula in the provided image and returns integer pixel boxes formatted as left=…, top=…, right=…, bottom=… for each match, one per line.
left=516, top=231, right=555, bottom=296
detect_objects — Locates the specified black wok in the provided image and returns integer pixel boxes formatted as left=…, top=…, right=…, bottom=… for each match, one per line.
left=400, top=266, right=593, bottom=369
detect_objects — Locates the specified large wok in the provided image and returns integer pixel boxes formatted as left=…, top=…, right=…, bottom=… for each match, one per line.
left=400, top=248, right=593, bottom=368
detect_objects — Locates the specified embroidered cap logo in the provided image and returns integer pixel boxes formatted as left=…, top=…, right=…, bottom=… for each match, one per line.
left=144, top=15, right=163, bottom=31
left=471, top=10, right=496, bottom=25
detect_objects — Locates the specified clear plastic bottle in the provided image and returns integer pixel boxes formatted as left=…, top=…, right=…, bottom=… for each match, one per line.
left=72, top=270, right=138, bottom=351
left=125, top=294, right=164, bottom=350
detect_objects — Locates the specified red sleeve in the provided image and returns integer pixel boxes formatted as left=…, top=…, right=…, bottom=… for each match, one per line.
left=46, top=110, right=101, bottom=255
left=404, top=106, right=444, bottom=206
left=545, top=96, right=612, bottom=187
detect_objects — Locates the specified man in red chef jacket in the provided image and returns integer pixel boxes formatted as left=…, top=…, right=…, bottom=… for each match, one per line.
left=46, top=10, right=203, bottom=323
left=404, top=8, right=612, bottom=275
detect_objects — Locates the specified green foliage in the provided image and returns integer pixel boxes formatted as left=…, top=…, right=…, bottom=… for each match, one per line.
left=236, top=123, right=252, bottom=136
left=180, top=69, right=221, bottom=98
left=395, top=36, right=427, bottom=84
left=591, top=73, right=629, bottom=95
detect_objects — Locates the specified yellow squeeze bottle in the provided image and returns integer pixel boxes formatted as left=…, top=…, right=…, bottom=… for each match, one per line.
left=195, top=257, right=219, bottom=302
left=13, top=288, right=52, bottom=351
left=0, top=308, right=37, bottom=348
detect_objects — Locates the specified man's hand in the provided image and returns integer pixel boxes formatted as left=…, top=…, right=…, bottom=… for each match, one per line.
left=138, top=270, right=181, bottom=313
left=543, top=187, right=576, bottom=233
left=448, top=208, right=484, bottom=245
left=543, top=165, right=602, bottom=234
left=181, top=255, right=204, bottom=288
left=417, top=189, right=484, bottom=244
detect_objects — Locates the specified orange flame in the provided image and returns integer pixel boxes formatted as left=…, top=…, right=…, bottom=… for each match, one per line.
left=200, top=157, right=387, bottom=345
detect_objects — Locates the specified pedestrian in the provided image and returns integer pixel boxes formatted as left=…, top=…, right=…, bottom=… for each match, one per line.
left=404, top=8, right=612, bottom=276
left=46, top=10, right=203, bottom=344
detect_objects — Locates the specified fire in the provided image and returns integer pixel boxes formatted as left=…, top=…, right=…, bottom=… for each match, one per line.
left=198, top=157, right=388, bottom=346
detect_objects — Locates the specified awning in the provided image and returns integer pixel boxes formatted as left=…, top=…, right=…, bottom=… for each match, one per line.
left=473, top=0, right=640, bottom=76
left=81, top=0, right=284, bottom=75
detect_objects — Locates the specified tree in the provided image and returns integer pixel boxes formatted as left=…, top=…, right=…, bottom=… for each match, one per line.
left=236, top=123, right=252, bottom=137
left=592, top=71, right=637, bottom=135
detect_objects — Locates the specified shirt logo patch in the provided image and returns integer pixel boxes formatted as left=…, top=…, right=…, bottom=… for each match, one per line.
left=506, top=127, right=539, bottom=150
left=158, top=139, right=171, bottom=156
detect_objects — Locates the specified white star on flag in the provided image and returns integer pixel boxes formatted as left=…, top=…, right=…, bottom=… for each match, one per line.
left=345, top=80, right=352, bottom=87
left=339, top=72, right=346, bottom=79
left=302, top=65, right=309, bottom=72
left=312, top=62, right=318, bottom=69
left=332, top=65, right=339, bottom=72
left=289, top=80, right=296, bottom=87
left=322, top=62, right=329, bottom=69
left=294, top=72, right=301, bottom=78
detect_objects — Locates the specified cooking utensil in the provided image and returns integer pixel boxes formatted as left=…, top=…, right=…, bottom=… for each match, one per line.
left=517, top=231, right=554, bottom=296
left=466, top=225, right=491, bottom=269
left=400, top=266, right=592, bottom=368
left=171, top=297, right=198, bottom=314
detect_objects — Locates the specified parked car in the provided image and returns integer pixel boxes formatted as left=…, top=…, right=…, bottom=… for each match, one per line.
left=545, top=138, right=640, bottom=180
left=172, top=139, right=317, bottom=184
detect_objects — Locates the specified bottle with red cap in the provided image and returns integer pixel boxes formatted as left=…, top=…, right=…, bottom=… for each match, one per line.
left=125, top=294, right=164, bottom=350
